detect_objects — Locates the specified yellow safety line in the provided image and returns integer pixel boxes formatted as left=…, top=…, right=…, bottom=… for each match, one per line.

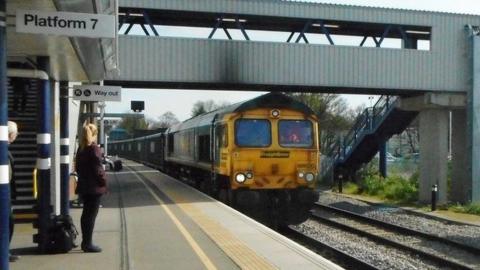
left=132, top=171, right=217, bottom=270
left=166, top=190, right=277, bottom=270
left=136, top=170, right=277, bottom=269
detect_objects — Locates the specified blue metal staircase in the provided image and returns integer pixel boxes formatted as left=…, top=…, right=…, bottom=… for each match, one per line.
left=322, top=96, right=418, bottom=180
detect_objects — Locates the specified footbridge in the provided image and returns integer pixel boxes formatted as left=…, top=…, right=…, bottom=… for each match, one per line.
left=108, top=0, right=477, bottom=94
left=105, top=0, right=480, bottom=204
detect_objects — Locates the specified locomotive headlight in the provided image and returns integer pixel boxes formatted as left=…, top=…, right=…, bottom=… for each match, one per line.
left=271, top=109, right=280, bottom=118
left=235, top=173, right=247, bottom=183
left=305, top=172, right=315, bottom=182
left=298, top=172, right=305, bottom=178
left=246, top=172, right=253, bottom=179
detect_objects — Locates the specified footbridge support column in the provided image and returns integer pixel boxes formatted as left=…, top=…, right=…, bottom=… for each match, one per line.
left=419, top=109, right=449, bottom=204
left=451, top=110, right=468, bottom=203
left=399, top=93, right=465, bottom=205
left=468, top=31, right=480, bottom=203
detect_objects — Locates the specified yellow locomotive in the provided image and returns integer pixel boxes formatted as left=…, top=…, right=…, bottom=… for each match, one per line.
left=110, top=92, right=320, bottom=226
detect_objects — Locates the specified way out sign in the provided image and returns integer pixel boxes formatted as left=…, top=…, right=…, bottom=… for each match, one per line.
left=73, top=85, right=122, bottom=102
left=16, top=10, right=115, bottom=38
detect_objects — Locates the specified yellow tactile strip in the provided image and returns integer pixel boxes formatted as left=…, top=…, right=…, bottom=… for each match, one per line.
left=164, top=189, right=278, bottom=270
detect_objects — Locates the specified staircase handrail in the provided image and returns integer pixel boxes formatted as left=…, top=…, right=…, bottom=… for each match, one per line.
left=323, top=96, right=397, bottom=163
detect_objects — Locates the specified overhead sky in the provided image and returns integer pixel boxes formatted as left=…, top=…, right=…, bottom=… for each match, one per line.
left=106, top=0, right=480, bottom=122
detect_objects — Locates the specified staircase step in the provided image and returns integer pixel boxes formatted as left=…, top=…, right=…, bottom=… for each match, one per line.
left=12, top=157, right=36, bottom=162
left=12, top=204, right=35, bottom=210
left=15, top=164, right=35, bottom=169
left=11, top=150, right=36, bottom=156
left=15, top=171, right=35, bottom=177
left=13, top=198, right=36, bottom=204
left=14, top=194, right=35, bottom=201
left=13, top=213, right=37, bottom=223
left=9, top=144, right=37, bottom=149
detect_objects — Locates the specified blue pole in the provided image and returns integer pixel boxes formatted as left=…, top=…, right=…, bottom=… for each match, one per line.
left=379, top=141, right=387, bottom=177
left=35, top=57, right=51, bottom=253
left=0, top=1, right=10, bottom=268
left=60, top=82, right=69, bottom=216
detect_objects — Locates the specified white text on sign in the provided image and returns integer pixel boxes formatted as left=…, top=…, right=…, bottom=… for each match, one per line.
left=16, top=10, right=116, bottom=39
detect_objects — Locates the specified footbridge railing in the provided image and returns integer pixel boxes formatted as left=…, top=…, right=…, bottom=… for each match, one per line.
left=320, top=95, right=398, bottom=181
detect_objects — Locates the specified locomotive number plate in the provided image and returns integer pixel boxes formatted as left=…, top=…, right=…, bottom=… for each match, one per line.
left=260, top=151, right=290, bottom=158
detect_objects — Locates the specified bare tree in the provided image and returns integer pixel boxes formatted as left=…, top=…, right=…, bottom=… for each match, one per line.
left=191, top=100, right=230, bottom=117
left=118, top=113, right=149, bottom=136
left=152, top=111, right=180, bottom=128
left=405, top=126, right=419, bottom=154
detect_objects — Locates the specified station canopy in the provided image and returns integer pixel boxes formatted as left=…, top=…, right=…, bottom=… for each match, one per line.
left=6, top=0, right=118, bottom=82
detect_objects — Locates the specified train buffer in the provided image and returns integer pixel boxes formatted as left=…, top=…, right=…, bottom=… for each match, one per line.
left=9, top=160, right=342, bottom=270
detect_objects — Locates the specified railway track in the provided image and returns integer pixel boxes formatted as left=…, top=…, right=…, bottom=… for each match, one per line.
left=310, top=203, right=480, bottom=270
left=282, top=226, right=381, bottom=270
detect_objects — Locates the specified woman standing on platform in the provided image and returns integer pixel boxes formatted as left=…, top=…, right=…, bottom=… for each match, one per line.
left=75, top=123, right=107, bottom=253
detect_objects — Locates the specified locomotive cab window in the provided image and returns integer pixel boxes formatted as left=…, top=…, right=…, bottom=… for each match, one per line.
left=168, top=133, right=174, bottom=154
left=198, top=135, right=211, bottom=162
left=235, top=119, right=271, bottom=147
left=150, top=141, right=155, bottom=153
left=279, top=120, right=313, bottom=148
left=215, top=124, right=228, bottom=148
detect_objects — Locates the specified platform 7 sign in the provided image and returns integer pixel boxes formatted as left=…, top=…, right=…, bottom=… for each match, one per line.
left=16, top=10, right=115, bottom=38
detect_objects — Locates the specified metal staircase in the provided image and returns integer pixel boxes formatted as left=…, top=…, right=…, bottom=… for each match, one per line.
left=8, top=77, right=38, bottom=223
left=321, top=96, right=418, bottom=181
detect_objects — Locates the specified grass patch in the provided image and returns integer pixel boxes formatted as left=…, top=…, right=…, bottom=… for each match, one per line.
left=449, top=203, right=480, bottom=215
left=343, top=182, right=360, bottom=194
left=339, top=168, right=480, bottom=217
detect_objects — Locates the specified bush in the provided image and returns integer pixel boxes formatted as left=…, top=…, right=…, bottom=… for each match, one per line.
left=383, top=175, right=418, bottom=202
left=356, top=170, right=418, bottom=204
left=361, top=173, right=384, bottom=196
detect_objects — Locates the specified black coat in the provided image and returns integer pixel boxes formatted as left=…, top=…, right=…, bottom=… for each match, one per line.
left=8, top=151, right=17, bottom=200
left=75, top=144, right=107, bottom=195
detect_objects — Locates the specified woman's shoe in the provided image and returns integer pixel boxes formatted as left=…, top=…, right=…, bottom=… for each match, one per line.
left=9, top=254, right=19, bottom=262
left=81, top=244, right=102, bottom=253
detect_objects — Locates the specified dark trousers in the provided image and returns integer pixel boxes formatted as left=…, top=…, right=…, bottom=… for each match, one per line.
left=80, top=194, right=102, bottom=246
left=9, top=209, right=14, bottom=243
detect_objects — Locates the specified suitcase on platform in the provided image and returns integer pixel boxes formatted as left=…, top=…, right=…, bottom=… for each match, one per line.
left=114, top=160, right=122, bottom=171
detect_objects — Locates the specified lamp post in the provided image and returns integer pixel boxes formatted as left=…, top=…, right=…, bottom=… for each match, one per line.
left=98, top=101, right=106, bottom=152
left=368, top=96, right=374, bottom=107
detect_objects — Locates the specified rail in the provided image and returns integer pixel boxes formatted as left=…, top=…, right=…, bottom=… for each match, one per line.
left=312, top=203, right=479, bottom=270
left=282, top=226, right=380, bottom=270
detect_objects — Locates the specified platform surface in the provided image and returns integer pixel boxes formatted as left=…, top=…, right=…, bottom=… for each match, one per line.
left=10, top=160, right=342, bottom=270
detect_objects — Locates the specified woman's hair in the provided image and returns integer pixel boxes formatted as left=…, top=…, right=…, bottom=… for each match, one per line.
left=79, top=123, right=98, bottom=150
left=8, top=121, right=18, bottom=143
left=8, top=121, right=17, bottom=135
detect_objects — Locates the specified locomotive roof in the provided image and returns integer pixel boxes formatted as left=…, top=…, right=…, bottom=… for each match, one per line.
left=168, top=92, right=315, bottom=132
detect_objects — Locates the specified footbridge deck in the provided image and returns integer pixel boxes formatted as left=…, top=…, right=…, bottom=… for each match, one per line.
left=106, top=0, right=480, bottom=94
